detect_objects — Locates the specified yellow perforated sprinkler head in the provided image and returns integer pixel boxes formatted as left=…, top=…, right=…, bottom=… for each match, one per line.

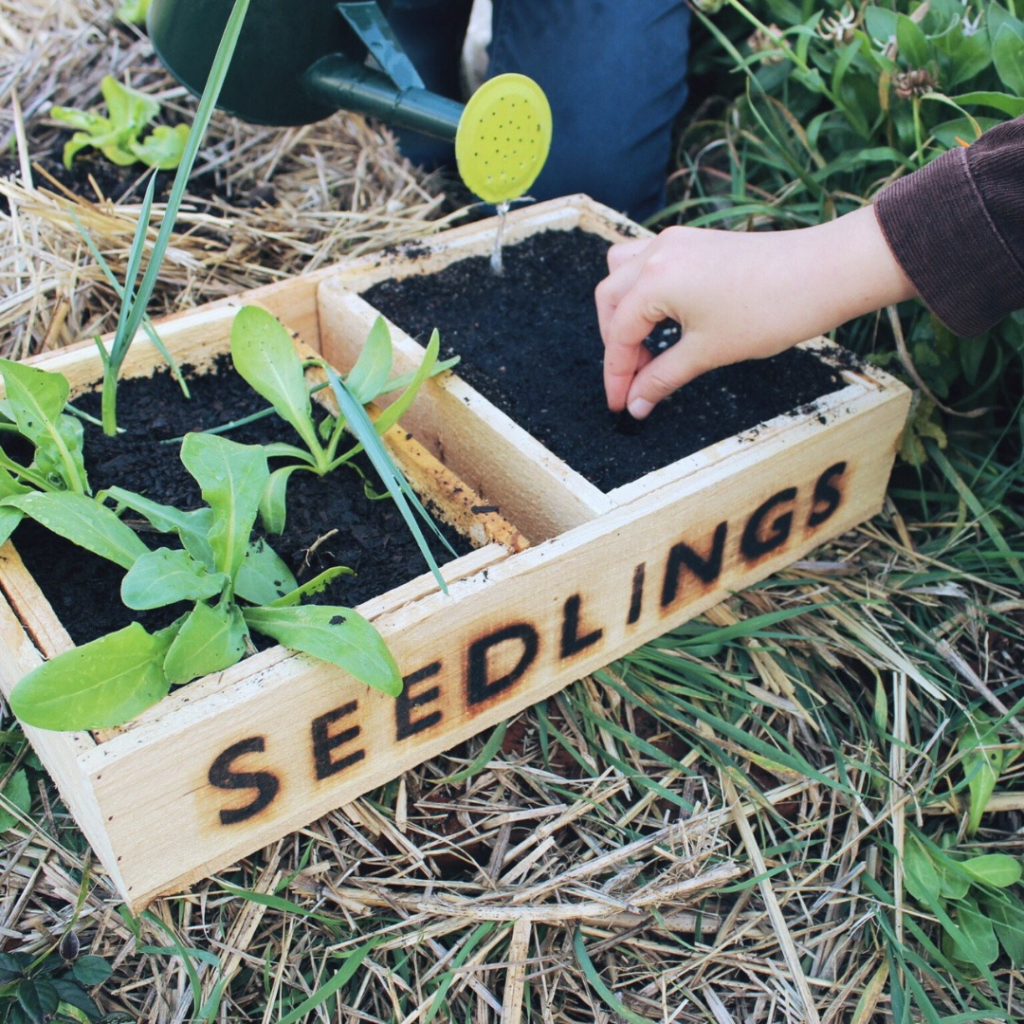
left=455, top=73, right=552, bottom=205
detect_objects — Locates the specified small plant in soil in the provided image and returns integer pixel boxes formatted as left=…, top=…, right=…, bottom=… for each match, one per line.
left=0, top=358, right=92, bottom=543
left=7, top=431, right=402, bottom=732
left=229, top=306, right=455, bottom=548
left=52, top=74, right=189, bottom=172
left=73, top=0, right=249, bottom=437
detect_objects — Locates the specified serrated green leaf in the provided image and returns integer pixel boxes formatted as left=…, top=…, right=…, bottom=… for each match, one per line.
left=8, top=491, right=148, bottom=569
left=10, top=624, right=173, bottom=731
left=960, top=853, right=1023, bottom=888
left=0, top=768, right=31, bottom=831
left=162, top=601, right=247, bottom=685
left=180, top=433, right=268, bottom=581
left=100, top=76, right=159, bottom=133
left=234, top=537, right=297, bottom=606
left=242, top=604, right=401, bottom=696
left=345, top=316, right=393, bottom=404
left=121, top=548, right=228, bottom=610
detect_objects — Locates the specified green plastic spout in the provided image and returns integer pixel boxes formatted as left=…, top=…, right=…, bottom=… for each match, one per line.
left=147, top=0, right=463, bottom=135
left=302, top=54, right=463, bottom=139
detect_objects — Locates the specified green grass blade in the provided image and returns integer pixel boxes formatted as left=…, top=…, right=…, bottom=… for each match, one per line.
left=326, top=366, right=452, bottom=593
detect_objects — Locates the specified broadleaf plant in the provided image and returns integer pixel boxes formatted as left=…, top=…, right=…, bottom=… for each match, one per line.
left=7, top=432, right=401, bottom=732
left=52, top=75, right=189, bottom=171
left=0, top=359, right=92, bottom=547
left=228, top=306, right=457, bottom=590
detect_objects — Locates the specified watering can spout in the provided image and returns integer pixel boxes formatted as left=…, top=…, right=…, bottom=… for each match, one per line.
left=302, top=54, right=463, bottom=140
left=147, top=0, right=463, bottom=136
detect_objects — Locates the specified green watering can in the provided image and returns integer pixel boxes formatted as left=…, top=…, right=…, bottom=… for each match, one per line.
left=148, top=0, right=552, bottom=202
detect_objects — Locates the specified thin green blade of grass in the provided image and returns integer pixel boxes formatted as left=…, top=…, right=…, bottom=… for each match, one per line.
left=573, top=928, right=657, bottom=1024
left=276, top=941, right=376, bottom=1024
left=326, top=366, right=452, bottom=593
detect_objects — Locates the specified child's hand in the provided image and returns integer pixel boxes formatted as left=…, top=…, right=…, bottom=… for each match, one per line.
left=595, top=206, right=918, bottom=419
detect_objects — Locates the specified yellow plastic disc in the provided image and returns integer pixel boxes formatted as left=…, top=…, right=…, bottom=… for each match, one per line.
left=455, top=73, right=552, bottom=204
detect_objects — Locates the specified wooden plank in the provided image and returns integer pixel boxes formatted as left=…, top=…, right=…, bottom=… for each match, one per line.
left=317, top=277, right=613, bottom=542
left=78, top=379, right=908, bottom=908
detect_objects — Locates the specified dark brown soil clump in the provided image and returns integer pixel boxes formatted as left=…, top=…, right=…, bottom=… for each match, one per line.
left=362, top=228, right=848, bottom=492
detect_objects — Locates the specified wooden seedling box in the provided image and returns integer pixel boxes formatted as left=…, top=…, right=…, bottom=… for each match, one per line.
left=0, top=197, right=911, bottom=909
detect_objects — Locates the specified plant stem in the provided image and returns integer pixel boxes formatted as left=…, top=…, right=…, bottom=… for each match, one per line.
left=912, top=95, right=923, bottom=168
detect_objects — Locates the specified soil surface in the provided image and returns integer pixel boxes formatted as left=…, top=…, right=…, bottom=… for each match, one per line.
left=13, top=357, right=469, bottom=647
left=362, top=228, right=850, bottom=492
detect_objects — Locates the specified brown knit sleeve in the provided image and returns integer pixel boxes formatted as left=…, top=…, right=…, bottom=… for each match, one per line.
left=874, top=116, right=1024, bottom=337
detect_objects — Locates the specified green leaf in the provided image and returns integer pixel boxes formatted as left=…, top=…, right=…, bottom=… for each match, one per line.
left=987, top=891, right=1024, bottom=965
left=935, top=859, right=971, bottom=901
left=100, top=76, right=159, bottom=134
left=903, top=835, right=941, bottom=904
left=993, top=24, right=1024, bottom=97
left=259, top=464, right=306, bottom=535
left=345, top=316, right=393, bottom=404
left=18, top=977, right=59, bottom=1024
left=949, top=90, right=1024, bottom=117
left=70, top=955, right=113, bottom=986
left=373, top=328, right=441, bottom=435
left=102, top=486, right=216, bottom=568
left=0, top=505, right=24, bottom=547
left=10, top=624, right=173, bottom=730
left=959, top=712, right=1003, bottom=835
left=9, top=491, right=148, bottom=569
left=896, top=14, right=930, bottom=68
left=229, top=306, right=321, bottom=453
left=242, top=604, right=401, bottom=696
left=121, top=549, right=228, bottom=610
left=267, top=566, right=354, bottom=607
left=954, top=895, right=1001, bottom=968
left=163, top=602, right=247, bottom=685
left=233, top=537, right=297, bottom=606
left=960, top=853, right=1023, bottom=888
left=50, top=106, right=109, bottom=133
left=52, top=977, right=100, bottom=1022
left=327, top=366, right=452, bottom=592
left=0, top=360, right=88, bottom=492
left=129, top=123, right=189, bottom=170
left=0, top=768, right=31, bottom=831
left=180, top=433, right=268, bottom=581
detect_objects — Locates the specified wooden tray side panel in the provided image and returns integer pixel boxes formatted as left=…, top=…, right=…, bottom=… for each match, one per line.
left=316, top=279, right=612, bottom=540
left=82, top=383, right=907, bottom=909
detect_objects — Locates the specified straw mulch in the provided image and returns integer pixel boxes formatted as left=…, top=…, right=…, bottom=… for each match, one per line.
left=1, top=3, right=1022, bottom=1023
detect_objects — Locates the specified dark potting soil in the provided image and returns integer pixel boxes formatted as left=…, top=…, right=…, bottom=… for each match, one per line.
left=13, top=357, right=470, bottom=647
left=362, top=228, right=850, bottom=492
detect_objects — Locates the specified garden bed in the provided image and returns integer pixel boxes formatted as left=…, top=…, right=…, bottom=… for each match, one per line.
left=0, top=195, right=911, bottom=910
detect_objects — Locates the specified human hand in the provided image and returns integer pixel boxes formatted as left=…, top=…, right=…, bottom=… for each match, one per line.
left=595, top=206, right=918, bottom=418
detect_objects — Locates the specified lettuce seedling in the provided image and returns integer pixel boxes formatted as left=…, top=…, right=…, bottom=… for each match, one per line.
left=6, top=431, right=401, bottom=732
left=0, top=358, right=92, bottom=546
left=52, top=75, right=189, bottom=171
left=228, top=306, right=458, bottom=590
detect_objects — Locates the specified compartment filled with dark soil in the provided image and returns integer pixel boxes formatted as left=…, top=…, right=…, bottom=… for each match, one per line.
left=13, top=357, right=471, bottom=647
left=362, top=228, right=850, bottom=492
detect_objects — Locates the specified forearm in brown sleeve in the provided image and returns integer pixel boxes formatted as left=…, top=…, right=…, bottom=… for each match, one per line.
left=874, top=116, right=1024, bottom=337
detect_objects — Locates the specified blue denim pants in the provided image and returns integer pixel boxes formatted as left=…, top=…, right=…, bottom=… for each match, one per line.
left=386, top=0, right=690, bottom=220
